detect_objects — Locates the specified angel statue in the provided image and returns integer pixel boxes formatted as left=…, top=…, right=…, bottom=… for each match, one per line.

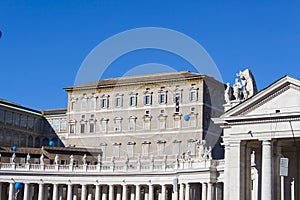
left=237, top=69, right=258, bottom=99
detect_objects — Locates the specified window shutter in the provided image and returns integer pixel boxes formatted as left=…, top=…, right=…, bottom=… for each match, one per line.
left=158, top=94, right=161, bottom=103
left=107, top=99, right=109, bottom=108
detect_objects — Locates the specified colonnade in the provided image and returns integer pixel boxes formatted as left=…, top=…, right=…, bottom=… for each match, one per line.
left=0, top=181, right=223, bottom=200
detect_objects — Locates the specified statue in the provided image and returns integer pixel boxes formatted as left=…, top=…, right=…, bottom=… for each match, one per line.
left=204, top=146, right=212, bottom=160
left=11, top=153, right=16, bottom=164
left=233, top=78, right=242, bottom=101
left=251, top=151, right=256, bottom=167
left=97, top=154, right=102, bottom=164
left=54, top=154, right=59, bottom=165
left=40, top=153, right=44, bottom=165
left=26, top=153, right=30, bottom=164
left=237, top=69, right=258, bottom=99
left=69, top=155, right=74, bottom=165
left=82, top=154, right=87, bottom=165
left=197, top=140, right=206, bottom=159
left=224, top=83, right=232, bottom=104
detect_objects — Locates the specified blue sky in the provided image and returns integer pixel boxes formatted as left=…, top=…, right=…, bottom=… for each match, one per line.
left=0, top=0, right=300, bottom=110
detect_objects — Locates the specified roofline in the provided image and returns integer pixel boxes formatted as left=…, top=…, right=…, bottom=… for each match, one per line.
left=0, top=99, right=42, bottom=116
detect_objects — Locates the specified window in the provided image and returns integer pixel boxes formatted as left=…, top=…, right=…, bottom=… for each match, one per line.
left=113, top=143, right=121, bottom=158
left=100, top=95, right=109, bottom=108
left=143, top=116, right=151, bottom=130
left=158, top=115, right=166, bottom=130
left=173, top=86, right=183, bottom=103
left=20, top=115, right=27, bottom=128
left=127, top=142, right=136, bottom=157
left=128, top=116, right=137, bottom=131
left=188, top=139, right=197, bottom=156
left=60, top=118, right=67, bottom=131
left=190, top=114, right=197, bottom=127
left=81, top=96, right=87, bottom=111
left=143, top=89, right=152, bottom=105
left=80, top=124, right=85, bottom=133
left=5, top=111, right=12, bottom=125
left=114, top=117, right=122, bottom=132
left=71, top=97, right=77, bottom=111
left=28, top=117, right=34, bottom=130
left=158, top=87, right=167, bottom=104
left=90, top=123, right=95, bottom=133
left=100, top=119, right=108, bottom=133
left=174, top=114, right=181, bottom=129
left=172, top=140, right=182, bottom=155
left=189, top=85, right=198, bottom=101
left=142, top=141, right=151, bottom=156
left=13, top=113, right=20, bottom=127
left=115, top=94, right=123, bottom=108
left=157, top=140, right=166, bottom=156
left=129, top=94, right=137, bottom=106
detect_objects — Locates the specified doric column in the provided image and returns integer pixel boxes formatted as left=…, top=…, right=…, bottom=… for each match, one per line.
left=38, top=184, right=45, bottom=200
left=109, top=185, right=114, bottom=200
left=261, top=140, right=272, bottom=200
left=52, top=184, right=59, bottom=200
left=95, top=185, right=101, bottom=200
left=148, top=184, right=154, bottom=200
left=8, top=182, right=14, bottom=200
left=67, top=184, right=73, bottom=200
left=201, top=183, right=207, bottom=200
left=207, top=183, right=213, bottom=200
left=161, top=185, right=166, bottom=200
left=81, top=184, right=87, bottom=200
left=135, top=185, right=141, bottom=200
left=179, top=183, right=184, bottom=200
left=23, top=183, right=30, bottom=200
left=122, top=184, right=127, bottom=200
left=102, top=186, right=108, bottom=200
left=185, top=183, right=190, bottom=200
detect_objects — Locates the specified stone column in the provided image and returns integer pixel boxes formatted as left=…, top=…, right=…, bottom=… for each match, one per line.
left=95, top=185, right=101, bottom=200
left=81, top=184, right=87, bottom=200
left=161, top=185, right=166, bottom=200
left=23, top=183, right=30, bottom=200
left=38, top=184, right=44, bottom=200
left=67, top=184, right=73, bottom=200
left=122, top=184, right=127, bottom=200
left=52, top=184, right=59, bottom=200
left=179, top=183, right=184, bottom=200
left=207, top=183, right=213, bottom=200
left=201, top=183, right=207, bottom=200
left=261, top=140, right=272, bottom=200
left=136, top=185, right=141, bottom=200
left=144, top=187, right=149, bottom=200
left=185, top=183, right=190, bottom=200
left=148, top=184, right=154, bottom=200
left=8, top=182, right=14, bottom=200
left=229, top=141, right=242, bottom=200
left=102, top=186, right=108, bottom=200
left=223, top=142, right=230, bottom=200
left=116, top=186, right=121, bottom=200
left=109, top=185, right=114, bottom=200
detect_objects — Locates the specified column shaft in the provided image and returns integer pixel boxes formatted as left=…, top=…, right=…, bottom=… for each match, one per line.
left=201, top=183, right=207, bottom=200
left=53, top=184, right=59, bottom=200
left=38, top=184, right=44, bottom=200
left=67, top=184, right=73, bottom=200
left=116, top=186, right=121, bottom=200
left=148, top=185, right=154, bottom=200
left=135, top=185, right=141, bottom=200
left=81, top=185, right=87, bottom=200
left=95, top=185, right=101, bottom=200
left=102, top=186, right=108, bottom=200
left=109, top=185, right=114, bottom=200
left=8, top=183, right=14, bottom=200
left=261, top=140, right=272, bottom=200
left=161, top=185, right=166, bottom=200
left=207, top=183, right=212, bottom=200
left=185, top=183, right=190, bottom=200
left=122, top=185, right=127, bottom=200
left=179, top=184, right=184, bottom=200
left=23, top=183, right=30, bottom=200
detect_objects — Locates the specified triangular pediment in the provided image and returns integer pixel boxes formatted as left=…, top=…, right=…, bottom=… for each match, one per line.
left=222, top=76, right=300, bottom=117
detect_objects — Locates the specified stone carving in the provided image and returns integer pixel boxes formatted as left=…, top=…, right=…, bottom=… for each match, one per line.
left=26, top=153, right=30, bottom=164
left=237, top=69, right=258, bottom=99
left=97, top=154, right=102, bottom=164
left=70, top=155, right=74, bottom=165
left=40, top=153, right=44, bottom=165
left=54, top=154, right=59, bottom=165
left=11, top=153, right=16, bottom=164
left=204, top=146, right=212, bottom=160
left=224, top=83, right=232, bottom=104
left=82, top=154, right=87, bottom=165
left=233, top=78, right=243, bottom=101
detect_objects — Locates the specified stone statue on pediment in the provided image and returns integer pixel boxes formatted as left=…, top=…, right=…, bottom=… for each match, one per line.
left=54, top=154, right=59, bottom=165
left=224, top=83, right=232, bottom=104
left=11, top=153, right=16, bottom=164
left=26, top=153, right=30, bottom=164
left=82, top=154, right=87, bottom=165
left=233, top=78, right=243, bottom=101
left=69, top=155, right=74, bottom=165
left=237, top=69, right=258, bottom=99
left=40, top=153, right=44, bottom=165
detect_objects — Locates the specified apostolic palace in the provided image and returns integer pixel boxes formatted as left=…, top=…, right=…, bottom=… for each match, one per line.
left=0, top=69, right=299, bottom=200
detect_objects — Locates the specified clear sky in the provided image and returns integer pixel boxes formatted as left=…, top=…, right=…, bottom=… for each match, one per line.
left=1, top=0, right=300, bottom=110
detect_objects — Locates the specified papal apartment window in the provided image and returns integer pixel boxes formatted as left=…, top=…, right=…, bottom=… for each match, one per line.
left=115, top=94, right=123, bottom=108
left=143, top=88, right=152, bottom=105
left=81, top=95, right=88, bottom=111
left=100, top=95, right=109, bottom=108
left=190, top=113, right=197, bottom=127
left=60, top=118, right=67, bottom=131
left=173, top=86, right=183, bottom=103
left=158, top=87, right=167, bottom=104
left=127, top=142, right=136, bottom=158
left=157, top=140, right=166, bottom=156
left=128, top=116, right=137, bottom=131
left=129, top=93, right=137, bottom=107
left=172, top=140, right=182, bottom=155
left=114, top=117, right=123, bottom=132
left=158, top=115, right=167, bottom=130
left=188, top=139, right=197, bottom=156
left=142, top=141, right=151, bottom=156
left=70, top=124, right=75, bottom=134
left=100, top=119, right=108, bottom=133
left=113, top=143, right=121, bottom=158
left=143, top=116, right=151, bottom=130
left=189, top=84, right=199, bottom=101
left=90, top=123, right=95, bottom=133
left=71, top=98, right=77, bottom=111
left=80, top=123, right=85, bottom=134
left=173, top=114, right=181, bottom=129
left=90, top=95, right=97, bottom=110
